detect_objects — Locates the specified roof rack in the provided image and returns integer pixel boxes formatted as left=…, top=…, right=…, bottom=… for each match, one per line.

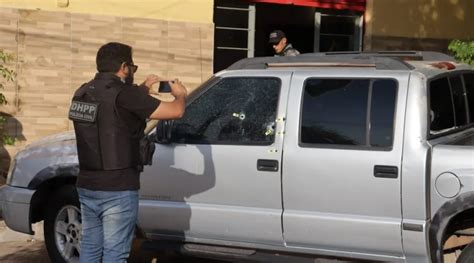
left=320, top=51, right=455, bottom=61
left=227, top=51, right=456, bottom=71
left=266, top=62, right=376, bottom=68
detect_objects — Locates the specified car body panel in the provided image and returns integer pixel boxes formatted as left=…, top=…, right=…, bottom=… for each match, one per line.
left=139, top=70, right=292, bottom=246
left=282, top=69, right=409, bottom=257
left=0, top=185, right=35, bottom=234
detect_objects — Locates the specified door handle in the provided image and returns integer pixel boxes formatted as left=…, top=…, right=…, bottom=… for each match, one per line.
left=257, top=159, right=279, bottom=172
left=374, top=165, right=398, bottom=179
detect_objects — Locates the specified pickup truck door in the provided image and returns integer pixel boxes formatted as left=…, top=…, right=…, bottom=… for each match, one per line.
left=139, top=71, right=291, bottom=246
left=282, top=70, right=409, bottom=259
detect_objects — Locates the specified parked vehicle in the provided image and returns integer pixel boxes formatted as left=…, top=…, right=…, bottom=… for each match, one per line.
left=1, top=52, right=473, bottom=263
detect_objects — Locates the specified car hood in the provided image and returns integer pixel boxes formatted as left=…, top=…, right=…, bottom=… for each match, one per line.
left=24, top=131, right=76, bottom=149
left=16, top=131, right=77, bottom=162
left=11, top=132, right=78, bottom=188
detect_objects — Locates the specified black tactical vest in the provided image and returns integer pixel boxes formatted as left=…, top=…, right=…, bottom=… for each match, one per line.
left=69, top=73, right=140, bottom=171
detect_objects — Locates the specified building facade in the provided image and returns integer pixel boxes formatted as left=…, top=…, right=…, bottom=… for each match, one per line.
left=365, top=0, right=473, bottom=52
left=213, top=0, right=473, bottom=71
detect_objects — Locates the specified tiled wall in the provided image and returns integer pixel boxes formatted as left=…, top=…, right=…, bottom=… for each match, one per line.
left=0, top=7, right=214, bottom=175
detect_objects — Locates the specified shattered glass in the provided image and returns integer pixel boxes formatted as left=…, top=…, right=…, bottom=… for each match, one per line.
left=172, top=77, right=281, bottom=145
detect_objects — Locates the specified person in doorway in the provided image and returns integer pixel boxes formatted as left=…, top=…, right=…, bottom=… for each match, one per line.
left=69, top=42, right=187, bottom=263
left=268, top=30, right=300, bottom=56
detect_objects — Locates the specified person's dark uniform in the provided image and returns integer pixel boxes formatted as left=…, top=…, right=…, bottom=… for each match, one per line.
left=277, top=43, right=299, bottom=57
left=70, top=72, right=160, bottom=191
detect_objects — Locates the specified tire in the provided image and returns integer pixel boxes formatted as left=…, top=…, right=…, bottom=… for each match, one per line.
left=44, top=185, right=81, bottom=263
left=457, top=241, right=474, bottom=263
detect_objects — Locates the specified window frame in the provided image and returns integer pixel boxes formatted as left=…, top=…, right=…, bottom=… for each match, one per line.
left=314, top=12, right=364, bottom=52
left=170, top=76, right=283, bottom=146
left=298, top=77, right=399, bottom=151
left=427, top=70, right=474, bottom=140
left=449, top=75, right=469, bottom=126
left=213, top=2, right=256, bottom=73
left=462, top=72, right=474, bottom=125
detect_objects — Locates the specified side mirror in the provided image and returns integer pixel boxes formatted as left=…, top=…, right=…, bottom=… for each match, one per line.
left=154, top=120, right=173, bottom=144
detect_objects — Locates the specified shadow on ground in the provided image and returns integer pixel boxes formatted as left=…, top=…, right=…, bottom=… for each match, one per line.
left=0, top=239, right=228, bottom=263
left=0, top=241, right=50, bottom=263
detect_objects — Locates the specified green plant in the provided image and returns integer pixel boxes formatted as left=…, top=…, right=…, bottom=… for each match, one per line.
left=0, top=49, right=16, bottom=145
left=448, top=40, right=474, bottom=66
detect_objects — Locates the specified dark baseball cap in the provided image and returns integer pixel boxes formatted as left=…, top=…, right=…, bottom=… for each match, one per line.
left=268, top=30, right=285, bottom=44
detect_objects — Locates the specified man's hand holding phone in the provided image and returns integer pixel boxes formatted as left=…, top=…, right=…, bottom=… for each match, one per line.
left=169, top=79, right=187, bottom=99
left=142, top=74, right=160, bottom=95
left=147, top=78, right=187, bottom=120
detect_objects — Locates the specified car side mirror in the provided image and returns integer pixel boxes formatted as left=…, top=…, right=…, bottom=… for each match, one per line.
left=154, top=120, right=173, bottom=144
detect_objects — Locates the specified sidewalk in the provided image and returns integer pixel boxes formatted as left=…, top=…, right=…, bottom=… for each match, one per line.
left=0, top=219, right=49, bottom=262
left=0, top=241, right=50, bottom=263
left=0, top=219, right=44, bottom=243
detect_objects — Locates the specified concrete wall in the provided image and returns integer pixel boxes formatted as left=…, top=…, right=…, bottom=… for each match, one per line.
left=0, top=6, right=214, bottom=175
left=364, top=0, right=474, bottom=51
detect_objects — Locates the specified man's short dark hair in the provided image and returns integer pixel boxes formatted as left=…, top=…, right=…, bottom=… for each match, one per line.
left=96, top=42, right=133, bottom=73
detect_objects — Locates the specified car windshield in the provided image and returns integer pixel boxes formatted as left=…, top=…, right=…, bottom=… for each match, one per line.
left=144, top=76, right=219, bottom=134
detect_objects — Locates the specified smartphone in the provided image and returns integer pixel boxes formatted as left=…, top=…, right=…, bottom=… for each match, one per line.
left=158, top=81, right=172, bottom=93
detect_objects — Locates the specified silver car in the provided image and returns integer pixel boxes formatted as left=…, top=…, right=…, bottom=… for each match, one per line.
left=1, top=52, right=474, bottom=263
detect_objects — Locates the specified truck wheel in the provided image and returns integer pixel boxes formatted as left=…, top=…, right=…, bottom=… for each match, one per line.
left=44, top=185, right=81, bottom=263
left=457, top=241, right=474, bottom=263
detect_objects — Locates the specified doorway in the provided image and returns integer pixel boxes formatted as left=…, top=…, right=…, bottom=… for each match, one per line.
left=213, top=0, right=365, bottom=72
left=254, top=4, right=316, bottom=57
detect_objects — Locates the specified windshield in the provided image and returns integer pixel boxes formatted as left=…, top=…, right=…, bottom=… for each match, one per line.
left=145, top=76, right=219, bottom=134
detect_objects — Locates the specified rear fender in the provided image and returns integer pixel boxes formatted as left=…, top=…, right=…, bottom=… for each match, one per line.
left=429, top=192, right=474, bottom=262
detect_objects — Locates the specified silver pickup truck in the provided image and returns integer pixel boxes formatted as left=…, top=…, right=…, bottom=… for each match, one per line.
left=1, top=52, right=473, bottom=263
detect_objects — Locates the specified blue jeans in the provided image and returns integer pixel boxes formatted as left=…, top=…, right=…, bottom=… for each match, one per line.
left=77, top=188, right=139, bottom=263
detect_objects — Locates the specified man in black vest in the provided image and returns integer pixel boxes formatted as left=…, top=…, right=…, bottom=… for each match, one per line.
left=69, top=42, right=187, bottom=263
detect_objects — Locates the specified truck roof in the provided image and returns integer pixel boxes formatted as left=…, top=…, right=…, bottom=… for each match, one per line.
left=227, top=51, right=472, bottom=78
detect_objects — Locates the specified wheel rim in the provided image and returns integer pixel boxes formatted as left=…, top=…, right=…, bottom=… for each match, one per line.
left=54, top=205, right=81, bottom=263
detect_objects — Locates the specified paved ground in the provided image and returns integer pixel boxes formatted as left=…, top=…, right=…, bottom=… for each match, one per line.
left=0, top=220, right=49, bottom=263
left=0, top=241, right=50, bottom=263
left=0, top=240, right=226, bottom=263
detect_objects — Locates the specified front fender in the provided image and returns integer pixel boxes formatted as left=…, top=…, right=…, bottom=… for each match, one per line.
left=28, top=164, right=79, bottom=189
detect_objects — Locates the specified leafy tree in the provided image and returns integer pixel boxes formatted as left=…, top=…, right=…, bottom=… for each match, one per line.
left=0, top=49, right=15, bottom=145
left=448, top=40, right=474, bottom=66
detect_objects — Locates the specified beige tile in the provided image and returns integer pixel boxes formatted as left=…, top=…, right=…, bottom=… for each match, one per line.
left=71, top=13, right=123, bottom=68
left=1, top=7, right=215, bottom=141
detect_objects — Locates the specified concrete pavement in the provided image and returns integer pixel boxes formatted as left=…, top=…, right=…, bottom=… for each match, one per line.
left=0, top=241, right=50, bottom=263
left=0, top=220, right=43, bottom=243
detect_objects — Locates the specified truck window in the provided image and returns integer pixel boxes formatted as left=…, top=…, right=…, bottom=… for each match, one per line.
left=464, top=73, right=474, bottom=123
left=370, top=79, right=398, bottom=147
left=429, top=77, right=455, bottom=133
left=300, top=78, right=397, bottom=149
left=449, top=76, right=468, bottom=126
left=171, top=77, right=281, bottom=145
